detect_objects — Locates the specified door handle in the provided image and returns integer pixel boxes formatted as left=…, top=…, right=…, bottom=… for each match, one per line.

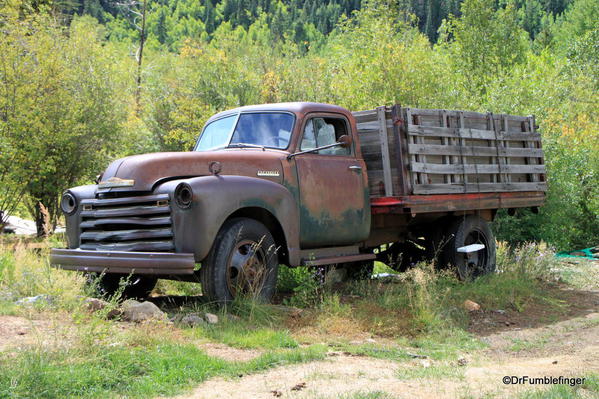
left=349, top=165, right=362, bottom=172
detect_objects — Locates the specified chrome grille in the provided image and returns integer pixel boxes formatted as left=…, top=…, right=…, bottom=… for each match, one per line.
left=79, top=194, right=174, bottom=252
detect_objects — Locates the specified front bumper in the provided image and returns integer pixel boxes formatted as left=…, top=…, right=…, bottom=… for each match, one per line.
left=50, top=249, right=196, bottom=275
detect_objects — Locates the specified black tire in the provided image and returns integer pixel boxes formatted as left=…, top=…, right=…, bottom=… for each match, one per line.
left=341, top=260, right=374, bottom=280
left=441, top=215, right=496, bottom=280
left=85, top=273, right=157, bottom=300
left=200, top=218, right=279, bottom=303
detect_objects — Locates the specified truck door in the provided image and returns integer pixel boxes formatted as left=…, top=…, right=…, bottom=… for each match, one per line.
left=294, top=114, right=370, bottom=248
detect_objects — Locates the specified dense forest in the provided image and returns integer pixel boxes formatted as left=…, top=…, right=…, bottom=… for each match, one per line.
left=0, top=0, right=597, bottom=250
left=38, top=0, right=576, bottom=45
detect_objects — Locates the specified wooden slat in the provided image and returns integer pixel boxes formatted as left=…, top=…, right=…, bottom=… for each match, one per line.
left=413, top=182, right=548, bottom=194
left=376, top=106, right=393, bottom=196
left=408, top=144, right=544, bottom=158
left=458, top=112, right=468, bottom=185
left=391, top=104, right=409, bottom=195
left=502, top=116, right=512, bottom=183
left=410, top=162, right=546, bottom=174
left=526, top=115, right=540, bottom=182
left=487, top=113, right=497, bottom=184
left=407, top=125, right=541, bottom=141
left=440, top=110, right=451, bottom=184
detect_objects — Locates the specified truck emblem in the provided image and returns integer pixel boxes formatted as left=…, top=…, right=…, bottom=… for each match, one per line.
left=257, top=170, right=280, bottom=177
left=98, top=177, right=135, bottom=188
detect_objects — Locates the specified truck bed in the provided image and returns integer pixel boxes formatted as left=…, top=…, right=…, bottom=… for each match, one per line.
left=353, top=105, right=547, bottom=213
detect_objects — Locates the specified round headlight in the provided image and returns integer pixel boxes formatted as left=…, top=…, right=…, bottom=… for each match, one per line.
left=175, top=183, right=193, bottom=209
left=60, top=192, right=77, bottom=215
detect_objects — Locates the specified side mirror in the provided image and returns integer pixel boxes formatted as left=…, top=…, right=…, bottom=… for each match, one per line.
left=337, top=134, right=352, bottom=148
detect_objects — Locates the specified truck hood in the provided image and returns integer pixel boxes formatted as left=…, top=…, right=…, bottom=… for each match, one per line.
left=98, top=150, right=287, bottom=192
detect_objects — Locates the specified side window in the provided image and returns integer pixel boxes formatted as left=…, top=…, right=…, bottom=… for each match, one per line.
left=300, top=117, right=351, bottom=156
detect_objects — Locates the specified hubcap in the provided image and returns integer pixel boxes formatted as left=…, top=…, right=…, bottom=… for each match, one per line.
left=226, top=240, right=268, bottom=296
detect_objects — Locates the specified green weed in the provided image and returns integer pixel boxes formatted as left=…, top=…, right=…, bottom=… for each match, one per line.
left=518, top=374, right=598, bottom=398
left=0, top=337, right=326, bottom=399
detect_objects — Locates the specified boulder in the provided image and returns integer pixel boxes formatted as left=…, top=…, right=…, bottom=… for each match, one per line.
left=84, top=298, right=109, bottom=312
left=463, top=300, right=481, bottom=312
left=180, top=313, right=206, bottom=327
left=203, top=312, right=219, bottom=324
left=120, top=300, right=167, bottom=323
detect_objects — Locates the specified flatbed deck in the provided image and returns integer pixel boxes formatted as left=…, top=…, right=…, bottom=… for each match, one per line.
left=370, top=191, right=545, bottom=215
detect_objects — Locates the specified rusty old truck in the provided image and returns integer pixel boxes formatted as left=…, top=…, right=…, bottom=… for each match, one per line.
left=50, top=102, right=546, bottom=302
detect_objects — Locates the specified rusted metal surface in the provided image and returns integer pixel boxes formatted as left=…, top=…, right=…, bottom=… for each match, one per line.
left=370, top=191, right=545, bottom=215
left=50, top=249, right=195, bottom=275
left=290, top=110, right=370, bottom=248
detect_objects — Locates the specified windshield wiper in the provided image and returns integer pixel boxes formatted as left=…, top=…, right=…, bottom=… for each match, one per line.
left=226, top=143, right=266, bottom=150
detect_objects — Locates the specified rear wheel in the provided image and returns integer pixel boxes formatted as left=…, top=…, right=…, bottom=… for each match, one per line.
left=441, top=215, right=496, bottom=279
left=200, top=218, right=279, bottom=303
left=85, top=273, right=157, bottom=300
left=339, top=260, right=374, bottom=280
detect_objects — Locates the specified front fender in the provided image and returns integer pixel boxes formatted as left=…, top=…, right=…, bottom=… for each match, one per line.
left=155, top=175, right=299, bottom=264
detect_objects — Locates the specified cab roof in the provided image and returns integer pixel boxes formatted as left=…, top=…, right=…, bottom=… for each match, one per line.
left=206, top=102, right=352, bottom=124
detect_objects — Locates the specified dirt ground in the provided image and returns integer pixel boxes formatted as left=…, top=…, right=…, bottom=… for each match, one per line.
left=167, top=291, right=599, bottom=399
left=2, top=284, right=597, bottom=398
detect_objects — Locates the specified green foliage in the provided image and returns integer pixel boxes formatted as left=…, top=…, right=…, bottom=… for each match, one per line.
left=0, top=5, right=130, bottom=231
left=278, top=265, right=324, bottom=308
left=439, top=0, right=530, bottom=100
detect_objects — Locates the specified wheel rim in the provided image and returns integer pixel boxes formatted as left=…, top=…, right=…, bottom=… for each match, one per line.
left=226, top=239, right=268, bottom=296
left=459, top=229, right=489, bottom=279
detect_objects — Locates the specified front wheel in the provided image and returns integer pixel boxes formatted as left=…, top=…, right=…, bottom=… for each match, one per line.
left=441, top=215, right=496, bottom=280
left=200, top=218, right=279, bottom=303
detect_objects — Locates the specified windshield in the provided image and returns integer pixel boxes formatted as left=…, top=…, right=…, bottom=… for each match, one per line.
left=195, top=112, right=294, bottom=151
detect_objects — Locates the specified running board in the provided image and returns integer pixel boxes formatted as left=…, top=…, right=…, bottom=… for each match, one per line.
left=299, top=246, right=376, bottom=266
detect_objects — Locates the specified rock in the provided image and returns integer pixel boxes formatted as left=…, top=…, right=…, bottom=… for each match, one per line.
left=16, top=295, right=53, bottom=306
left=407, top=353, right=428, bottom=359
left=84, top=298, right=109, bottom=312
left=463, top=300, right=481, bottom=312
left=291, top=382, right=307, bottom=391
left=120, top=300, right=167, bottom=323
left=495, top=309, right=506, bottom=315
left=180, top=313, right=206, bottom=327
left=83, top=298, right=121, bottom=319
left=203, top=312, right=219, bottom=324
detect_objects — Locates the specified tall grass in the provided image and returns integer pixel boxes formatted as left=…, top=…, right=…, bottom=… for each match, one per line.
left=0, top=239, right=85, bottom=310
left=294, top=241, right=565, bottom=338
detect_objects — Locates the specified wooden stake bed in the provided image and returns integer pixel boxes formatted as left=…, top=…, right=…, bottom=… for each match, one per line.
left=353, top=105, right=547, bottom=203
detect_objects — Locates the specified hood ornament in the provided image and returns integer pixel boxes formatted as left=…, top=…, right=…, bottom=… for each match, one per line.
left=98, top=177, right=135, bottom=189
